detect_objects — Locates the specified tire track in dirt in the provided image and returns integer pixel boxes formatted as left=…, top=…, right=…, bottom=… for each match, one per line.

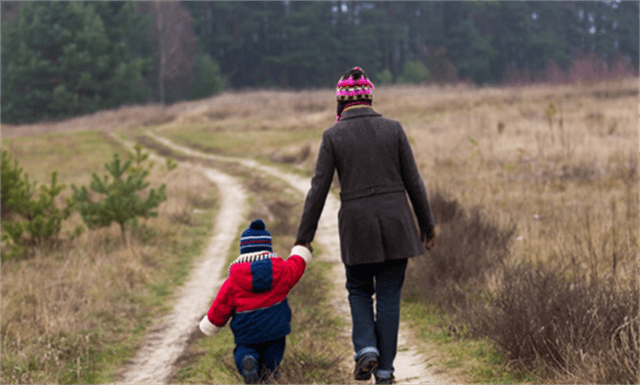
left=148, top=133, right=450, bottom=384
left=113, top=136, right=248, bottom=384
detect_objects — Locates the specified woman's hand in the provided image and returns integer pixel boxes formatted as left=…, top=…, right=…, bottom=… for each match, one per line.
left=422, top=230, right=436, bottom=251
left=294, top=240, right=313, bottom=253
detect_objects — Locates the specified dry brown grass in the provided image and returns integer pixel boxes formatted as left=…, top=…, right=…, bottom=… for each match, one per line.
left=1, top=89, right=336, bottom=140
left=471, top=262, right=638, bottom=384
left=2, top=77, right=637, bottom=384
left=1, top=148, right=218, bottom=383
left=394, top=79, right=638, bottom=278
left=393, top=78, right=638, bottom=383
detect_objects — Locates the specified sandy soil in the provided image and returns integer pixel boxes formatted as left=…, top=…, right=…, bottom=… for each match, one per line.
left=145, top=133, right=453, bottom=384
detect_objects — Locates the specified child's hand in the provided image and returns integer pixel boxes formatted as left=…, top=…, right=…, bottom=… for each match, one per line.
left=199, top=315, right=221, bottom=336
left=291, top=242, right=312, bottom=263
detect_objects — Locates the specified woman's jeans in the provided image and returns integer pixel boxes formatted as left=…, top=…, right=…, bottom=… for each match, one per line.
left=345, top=258, right=407, bottom=380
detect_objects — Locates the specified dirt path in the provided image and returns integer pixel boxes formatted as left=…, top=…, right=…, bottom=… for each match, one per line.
left=113, top=136, right=248, bottom=384
left=147, top=133, right=451, bottom=384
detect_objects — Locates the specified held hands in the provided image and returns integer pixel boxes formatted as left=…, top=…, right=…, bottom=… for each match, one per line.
left=294, top=240, right=313, bottom=253
left=292, top=241, right=313, bottom=263
left=422, top=229, right=437, bottom=251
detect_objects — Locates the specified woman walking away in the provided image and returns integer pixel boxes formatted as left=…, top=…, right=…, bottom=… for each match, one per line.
left=295, top=66, right=436, bottom=385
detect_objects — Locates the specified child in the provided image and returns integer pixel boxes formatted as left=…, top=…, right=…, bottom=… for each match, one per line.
left=199, top=219, right=312, bottom=384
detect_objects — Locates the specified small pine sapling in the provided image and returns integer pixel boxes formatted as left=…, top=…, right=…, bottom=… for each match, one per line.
left=1, top=166, right=74, bottom=259
left=1, top=149, right=36, bottom=218
left=72, top=150, right=167, bottom=242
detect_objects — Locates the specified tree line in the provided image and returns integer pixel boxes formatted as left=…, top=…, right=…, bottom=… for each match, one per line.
left=187, top=1, right=638, bottom=88
left=2, top=1, right=638, bottom=124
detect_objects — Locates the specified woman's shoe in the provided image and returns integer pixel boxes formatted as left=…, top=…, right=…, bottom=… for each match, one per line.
left=375, top=374, right=395, bottom=384
left=354, top=352, right=379, bottom=380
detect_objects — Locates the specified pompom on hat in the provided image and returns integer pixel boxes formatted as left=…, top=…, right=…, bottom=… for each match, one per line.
left=336, top=66, right=374, bottom=121
left=240, top=219, right=273, bottom=254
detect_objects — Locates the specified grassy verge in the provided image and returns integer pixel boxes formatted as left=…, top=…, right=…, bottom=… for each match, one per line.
left=401, top=297, right=537, bottom=384
left=1, top=131, right=220, bottom=384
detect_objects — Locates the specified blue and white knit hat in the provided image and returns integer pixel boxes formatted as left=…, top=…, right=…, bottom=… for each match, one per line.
left=240, top=219, right=273, bottom=254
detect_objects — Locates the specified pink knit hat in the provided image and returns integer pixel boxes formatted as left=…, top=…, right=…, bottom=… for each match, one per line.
left=336, top=66, right=374, bottom=121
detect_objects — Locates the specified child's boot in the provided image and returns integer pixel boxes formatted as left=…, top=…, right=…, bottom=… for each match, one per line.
left=241, top=356, right=259, bottom=384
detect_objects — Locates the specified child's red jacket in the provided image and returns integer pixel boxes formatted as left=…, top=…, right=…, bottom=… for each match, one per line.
left=199, top=245, right=312, bottom=345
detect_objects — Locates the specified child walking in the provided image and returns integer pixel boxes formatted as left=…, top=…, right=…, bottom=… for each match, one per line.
left=199, top=219, right=312, bottom=384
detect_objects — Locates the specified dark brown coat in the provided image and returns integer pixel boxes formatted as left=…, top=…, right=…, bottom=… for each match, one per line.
left=296, top=106, right=435, bottom=266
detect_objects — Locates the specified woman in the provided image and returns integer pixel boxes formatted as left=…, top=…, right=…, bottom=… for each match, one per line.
left=295, top=66, right=436, bottom=384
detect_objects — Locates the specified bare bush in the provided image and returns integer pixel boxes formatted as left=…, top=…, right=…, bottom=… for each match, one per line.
left=472, top=263, right=639, bottom=384
left=406, top=189, right=515, bottom=310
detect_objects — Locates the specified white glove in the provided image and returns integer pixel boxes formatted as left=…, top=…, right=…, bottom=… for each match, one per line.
left=199, top=315, right=221, bottom=336
left=290, top=245, right=312, bottom=264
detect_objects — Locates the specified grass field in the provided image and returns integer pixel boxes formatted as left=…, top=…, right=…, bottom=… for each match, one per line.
left=2, top=78, right=638, bottom=384
left=1, top=130, right=220, bottom=383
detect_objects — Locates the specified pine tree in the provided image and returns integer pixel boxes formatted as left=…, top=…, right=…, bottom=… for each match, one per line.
left=1, top=2, right=149, bottom=123
left=190, top=53, right=225, bottom=100
left=1, top=149, right=34, bottom=218
left=446, top=15, right=498, bottom=84
left=1, top=150, right=74, bottom=259
left=71, top=152, right=167, bottom=242
left=397, top=60, right=431, bottom=84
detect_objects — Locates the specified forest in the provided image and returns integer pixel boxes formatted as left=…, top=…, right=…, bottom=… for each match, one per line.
left=2, top=1, right=638, bottom=123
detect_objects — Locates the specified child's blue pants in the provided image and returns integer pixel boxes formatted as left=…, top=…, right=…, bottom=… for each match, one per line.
left=234, top=337, right=286, bottom=378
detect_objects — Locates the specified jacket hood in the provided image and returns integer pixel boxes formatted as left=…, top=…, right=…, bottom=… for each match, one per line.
left=229, top=251, right=282, bottom=293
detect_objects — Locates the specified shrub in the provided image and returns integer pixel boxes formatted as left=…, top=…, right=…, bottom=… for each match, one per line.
left=71, top=147, right=167, bottom=242
left=406, top=190, right=515, bottom=310
left=190, top=53, right=225, bottom=100
left=1, top=173, right=74, bottom=260
left=1, top=149, right=34, bottom=218
left=375, top=68, right=393, bottom=85
left=1, top=150, right=74, bottom=260
left=397, top=60, right=431, bottom=84
left=472, top=263, right=638, bottom=384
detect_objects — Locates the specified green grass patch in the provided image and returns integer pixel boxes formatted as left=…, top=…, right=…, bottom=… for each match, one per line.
left=160, top=125, right=324, bottom=158
left=401, top=296, right=536, bottom=384
left=1, top=130, right=129, bottom=185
